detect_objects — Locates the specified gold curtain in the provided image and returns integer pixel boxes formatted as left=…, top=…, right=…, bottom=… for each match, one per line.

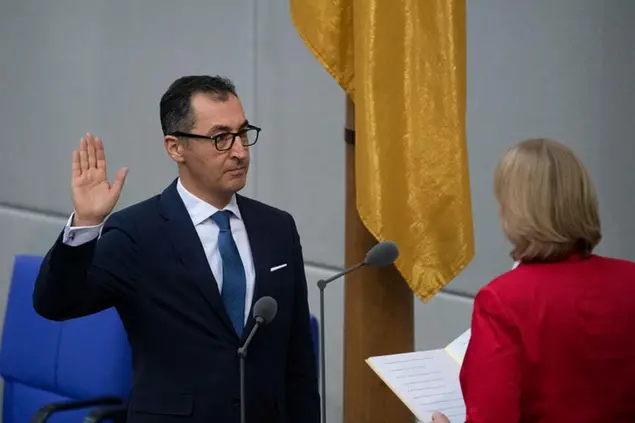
left=290, top=0, right=474, bottom=301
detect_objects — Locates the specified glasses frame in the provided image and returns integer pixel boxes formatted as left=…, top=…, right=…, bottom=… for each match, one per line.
left=169, top=124, right=261, bottom=151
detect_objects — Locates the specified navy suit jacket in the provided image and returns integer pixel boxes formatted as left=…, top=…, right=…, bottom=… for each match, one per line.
left=33, top=180, right=320, bottom=423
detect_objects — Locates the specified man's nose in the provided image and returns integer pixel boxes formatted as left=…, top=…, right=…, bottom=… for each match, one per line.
left=229, top=136, right=248, bottom=158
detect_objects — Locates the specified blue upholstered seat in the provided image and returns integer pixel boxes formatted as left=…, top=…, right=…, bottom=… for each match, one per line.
left=0, top=255, right=132, bottom=422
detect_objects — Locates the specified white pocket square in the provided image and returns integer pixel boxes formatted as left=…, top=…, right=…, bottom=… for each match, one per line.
left=270, top=264, right=288, bottom=272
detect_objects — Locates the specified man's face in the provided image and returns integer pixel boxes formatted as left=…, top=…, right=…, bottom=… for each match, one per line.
left=171, top=93, right=251, bottom=199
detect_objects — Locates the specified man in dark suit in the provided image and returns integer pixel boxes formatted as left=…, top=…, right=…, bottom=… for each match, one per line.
left=33, top=75, right=320, bottom=423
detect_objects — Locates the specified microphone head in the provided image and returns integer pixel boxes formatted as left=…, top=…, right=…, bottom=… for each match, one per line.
left=364, top=241, right=399, bottom=267
left=253, top=296, right=278, bottom=324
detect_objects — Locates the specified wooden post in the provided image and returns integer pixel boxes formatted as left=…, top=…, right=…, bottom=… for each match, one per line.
left=342, top=97, right=415, bottom=423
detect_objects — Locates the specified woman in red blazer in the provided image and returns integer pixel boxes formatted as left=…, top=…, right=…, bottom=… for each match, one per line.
left=435, top=138, right=635, bottom=423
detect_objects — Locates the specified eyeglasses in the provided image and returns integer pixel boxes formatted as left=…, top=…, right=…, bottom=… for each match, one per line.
left=170, top=125, right=261, bottom=151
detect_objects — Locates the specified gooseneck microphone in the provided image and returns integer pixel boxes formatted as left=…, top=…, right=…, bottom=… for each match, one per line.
left=238, top=296, right=278, bottom=423
left=316, top=241, right=399, bottom=423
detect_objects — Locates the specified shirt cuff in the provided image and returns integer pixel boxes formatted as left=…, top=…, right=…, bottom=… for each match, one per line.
left=62, top=212, right=104, bottom=246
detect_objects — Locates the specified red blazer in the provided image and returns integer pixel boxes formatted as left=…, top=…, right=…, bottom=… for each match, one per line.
left=460, top=254, right=635, bottom=423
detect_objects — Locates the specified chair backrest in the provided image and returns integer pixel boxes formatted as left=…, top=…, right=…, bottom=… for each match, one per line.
left=0, top=255, right=132, bottom=421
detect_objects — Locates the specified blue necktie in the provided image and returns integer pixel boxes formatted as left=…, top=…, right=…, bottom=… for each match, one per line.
left=211, top=210, right=246, bottom=337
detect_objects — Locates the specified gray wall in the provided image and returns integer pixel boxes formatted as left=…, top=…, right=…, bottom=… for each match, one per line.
left=1, top=1, right=634, bottom=422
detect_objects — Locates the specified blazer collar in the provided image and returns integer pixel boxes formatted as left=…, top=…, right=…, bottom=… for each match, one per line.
left=159, top=179, right=273, bottom=342
left=159, top=179, right=237, bottom=338
left=234, top=194, right=274, bottom=336
left=176, top=178, right=242, bottom=226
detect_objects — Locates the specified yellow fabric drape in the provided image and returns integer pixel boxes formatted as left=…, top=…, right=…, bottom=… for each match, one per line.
left=290, top=0, right=473, bottom=301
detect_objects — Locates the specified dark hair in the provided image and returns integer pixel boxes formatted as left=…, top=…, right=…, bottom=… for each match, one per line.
left=159, top=75, right=237, bottom=135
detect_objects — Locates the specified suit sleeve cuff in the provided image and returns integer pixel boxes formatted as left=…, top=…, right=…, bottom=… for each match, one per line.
left=62, top=212, right=104, bottom=246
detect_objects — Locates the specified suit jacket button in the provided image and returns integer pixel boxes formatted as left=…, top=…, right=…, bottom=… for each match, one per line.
left=233, top=398, right=240, bottom=407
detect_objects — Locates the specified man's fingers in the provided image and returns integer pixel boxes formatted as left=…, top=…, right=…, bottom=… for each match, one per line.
left=87, top=135, right=97, bottom=169
left=111, top=167, right=129, bottom=194
left=95, top=138, right=106, bottom=169
left=79, top=137, right=89, bottom=172
left=72, top=150, right=81, bottom=178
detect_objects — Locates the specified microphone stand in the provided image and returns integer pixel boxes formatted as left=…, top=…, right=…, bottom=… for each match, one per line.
left=237, top=320, right=263, bottom=423
left=316, top=261, right=365, bottom=423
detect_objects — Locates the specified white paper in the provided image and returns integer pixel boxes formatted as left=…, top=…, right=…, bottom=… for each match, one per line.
left=366, top=349, right=465, bottom=423
left=376, top=263, right=514, bottom=421
left=444, top=329, right=471, bottom=366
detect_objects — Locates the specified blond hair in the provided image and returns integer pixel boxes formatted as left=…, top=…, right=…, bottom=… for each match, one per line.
left=494, top=138, right=601, bottom=262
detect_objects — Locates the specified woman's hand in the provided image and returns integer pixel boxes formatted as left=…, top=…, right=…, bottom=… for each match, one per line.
left=431, top=411, right=451, bottom=423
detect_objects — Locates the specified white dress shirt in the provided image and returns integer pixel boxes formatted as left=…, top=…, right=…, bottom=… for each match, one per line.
left=62, top=179, right=256, bottom=324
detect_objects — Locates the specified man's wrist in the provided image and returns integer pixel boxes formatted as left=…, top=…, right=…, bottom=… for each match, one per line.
left=72, top=214, right=105, bottom=227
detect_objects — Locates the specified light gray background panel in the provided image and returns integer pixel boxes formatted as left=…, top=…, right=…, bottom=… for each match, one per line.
left=0, top=0, right=258, bottom=214
left=0, top=1, right=634, bottom=423
left=254, top=0, right=346, bottom=269
left=447, top=0, right=635, bottom=295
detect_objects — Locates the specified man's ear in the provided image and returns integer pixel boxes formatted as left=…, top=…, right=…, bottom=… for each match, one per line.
left=164, top=135, right=186, bottom=163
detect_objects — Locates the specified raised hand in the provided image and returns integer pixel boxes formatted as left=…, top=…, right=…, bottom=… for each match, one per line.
left=71, top=133, right=128, bottom=226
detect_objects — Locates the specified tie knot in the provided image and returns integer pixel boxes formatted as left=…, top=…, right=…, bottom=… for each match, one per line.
left=211, top=210, right=232, bottom=231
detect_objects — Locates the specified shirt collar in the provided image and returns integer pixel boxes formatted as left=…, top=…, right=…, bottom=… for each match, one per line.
left=176, top=178, right=242, bottom=226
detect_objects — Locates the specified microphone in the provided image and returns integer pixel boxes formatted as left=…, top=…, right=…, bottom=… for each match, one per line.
left=363, top=240, right=399, bottom=267
left=316, top=241, right=399, bottom=423
left=238, top=296, right=278, bottom=423
left=252, top=296, right=278, bottom=325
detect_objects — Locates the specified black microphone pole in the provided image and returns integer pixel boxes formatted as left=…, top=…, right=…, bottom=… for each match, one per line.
left=237, top=296, right=277, bottom=423
left=316, top=241, right=399, bottom=423
left=316, top=263, right=364, bottom=423
left=238, top=327, right=260, bottom=423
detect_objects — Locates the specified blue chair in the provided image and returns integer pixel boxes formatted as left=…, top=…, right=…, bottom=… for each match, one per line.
left=0, top=255, right=132, bottom=422
left=310, top=314, right=319, bottom=373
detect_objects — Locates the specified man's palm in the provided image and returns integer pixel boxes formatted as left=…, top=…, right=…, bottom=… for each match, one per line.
left=72, top=134, right=127, bottom=225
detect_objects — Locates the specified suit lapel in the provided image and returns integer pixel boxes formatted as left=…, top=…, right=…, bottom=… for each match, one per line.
left=237, top=195, right=273, bottom=340
left=159, top=180, right=236, bottom=338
